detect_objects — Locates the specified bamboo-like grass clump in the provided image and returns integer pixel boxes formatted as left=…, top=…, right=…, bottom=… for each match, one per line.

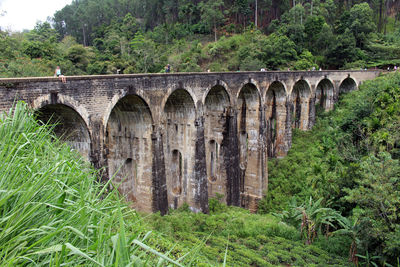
left=0, top=102, right=181, bottom=266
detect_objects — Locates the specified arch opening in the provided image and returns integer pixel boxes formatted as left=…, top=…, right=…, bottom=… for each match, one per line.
left=35, top=104, right=91, bottom=161
left=315, top=79, right=334, bottom=111
left=171, top=149, right=183, bottom=196
left=266, top=81, right=286, bottom=158
left=208, top=140, right=218, bottom=182
left=163, top=89, right=196, bottom=208
left=205, top=85, right=230, bottom=113
left=292, top=80, right=311, bottom=130
left=238, top=83, right=261, bottom=198
left=204, top=85, right=230, bottom=200
left=339, top=77, right=357, bottom=95
left=106, top=94, right=153, bottom=209
left=164, top=89, right=196, bottom=121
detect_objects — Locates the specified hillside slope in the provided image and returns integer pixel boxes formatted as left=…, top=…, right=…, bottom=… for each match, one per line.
left=261, top=72, right=400, bottom=265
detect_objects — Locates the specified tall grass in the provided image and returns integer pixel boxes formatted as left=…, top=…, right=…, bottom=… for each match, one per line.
left=0, top=102, right=179, bottom=266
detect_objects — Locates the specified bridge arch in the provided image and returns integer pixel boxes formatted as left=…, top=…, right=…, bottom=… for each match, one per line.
left=236, top=79, right=262, bottom=103
left=339, top=76, right=358, bottom=94
left=163, top=88, right=196, bottom=122
left=291, top=79, right=311, bottom=130
left=161, top=87, right=198, bottom=118
left=238, top=83, right=261, bottom=111
left=163, top=88, right=197, bottom=209
left=35, top=103, right=92, bottom=161
left=237, top=82, right=262, bottom=200
left=204, top=84, right=230, bottom=201
left=33, top=94, right=91, bottom=161
left=105, top=94, right=153, bottom=211
left=204, top=84, right=231, bottom=113
left=32, top=94, right=90, bottom=129
left=103, top=90, right=154, bottom=129
left=315, top=78, right=334, bottom=111
left=202, top=80, right=231, bottom=106
left=265, top=81, right=287, bottom=157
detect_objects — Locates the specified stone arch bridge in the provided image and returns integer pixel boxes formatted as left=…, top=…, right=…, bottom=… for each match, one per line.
left=0, top=70, right=380, bottom=214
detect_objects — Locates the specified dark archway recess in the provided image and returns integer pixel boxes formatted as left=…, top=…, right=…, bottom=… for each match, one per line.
left=266, top=81, right=287, bottom=158
left=36, top=104, right=91, bottom=161
left=205, top=85, right=230, bottom=112
left=339, top=77, right=357, bottom=95
left=292, top=80, right=311, bottom=130
left=208, top=140, right=217, bottom=182
left=171, top=149, right=183, bottom=209
left=315, top=79, right=334, bottom=111
left=106, top=95, right=156, bottom=213
left=238, top=83, right=264, bottom=207
left=164, top=89, right=199, bottom=210
left=164, top=89, right=196, bottom=120
left=204, top=85, right=230, bottom=205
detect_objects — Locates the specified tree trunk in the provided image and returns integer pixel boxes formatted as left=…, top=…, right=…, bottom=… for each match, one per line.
left=379, top=0, right=383, bottom=32
left=214, top=22, right=217, bottom=42
left=82, top=25, right=87, bottom=47
left=255, top=0, right=258, bottom=28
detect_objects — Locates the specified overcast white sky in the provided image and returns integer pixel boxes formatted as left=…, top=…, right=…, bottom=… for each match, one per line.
left=0, top=0, right=72, bottom=32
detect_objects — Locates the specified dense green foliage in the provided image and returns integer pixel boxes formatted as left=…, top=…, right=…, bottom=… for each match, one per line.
left=1, top=1, right=400, bottom=77
left=146, top=205, right=350, bottom=266
left=261, top=72, right=400, bottom=265
left=0, top=102, right=188, bottom=266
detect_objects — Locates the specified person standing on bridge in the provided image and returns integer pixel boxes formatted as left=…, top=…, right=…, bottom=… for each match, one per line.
left=165, top=64, right=171, bottom=73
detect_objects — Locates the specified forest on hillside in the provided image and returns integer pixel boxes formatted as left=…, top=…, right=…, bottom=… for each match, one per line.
left=1, top=0, right=400, bottom=77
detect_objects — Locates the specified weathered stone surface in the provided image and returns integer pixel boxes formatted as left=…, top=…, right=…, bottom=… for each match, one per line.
left=0, top=70, right=380, bottom=213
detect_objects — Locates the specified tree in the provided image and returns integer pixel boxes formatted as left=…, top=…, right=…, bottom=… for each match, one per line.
left=333, top=217, right=361, bottom=265
left=304, top=15, right=325, bottom=45
left=293, top=50, right=318, bottom=70
left=29, top=22, right=59, bottom=43
left=129, top=32, right=160, bottom=73
left=277, top=4, right=306, bottom=52
left=320, top=0, right=336, bottom=26
left=348, top=3, right=376, bottom=48
left=120, top=13, right=139, bottom=40
left=230, top=0, right=252, bottom=28
left=22, top=22, right=59, bottom=60
left=344, top=152, right=400, bottom=264
left=199, top=0, right=225, bottom=41
left=274, top=197, right=345, bottom=245
left=0, top=31, right=22, bottom=60
left=66, top=44, right=90, bottom=72
left=325, top=29, right=358, bottom=68
left=260, top=33, right=298, bottom=69
left=23, top=40, right=55, bottom=59
left=178, top=0, right=201, bottom=26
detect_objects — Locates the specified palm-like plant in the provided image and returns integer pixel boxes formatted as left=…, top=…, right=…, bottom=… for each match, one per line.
left=294, top=197, right=344, bottom=245
left=356, top=250, right=382, bottom=267
left=333, top=217, right=361, bottom=265
left=275, top=197, right=346, bottom=245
